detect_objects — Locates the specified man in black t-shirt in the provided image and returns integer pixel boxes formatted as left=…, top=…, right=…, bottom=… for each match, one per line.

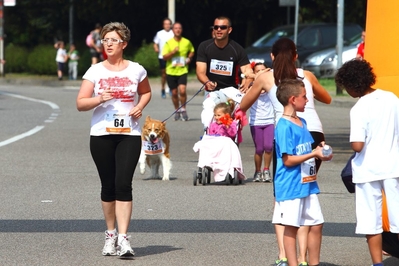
left=196, top=16, right=252, bottom=92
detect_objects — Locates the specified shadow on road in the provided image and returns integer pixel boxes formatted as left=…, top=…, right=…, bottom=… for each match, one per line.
left=0, top=219, right=360, bottom=238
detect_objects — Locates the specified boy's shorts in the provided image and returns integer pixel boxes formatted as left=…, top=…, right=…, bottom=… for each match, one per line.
left=272, top=194, right=324, bottom=227
left=355, top=178, right=399, bottom=235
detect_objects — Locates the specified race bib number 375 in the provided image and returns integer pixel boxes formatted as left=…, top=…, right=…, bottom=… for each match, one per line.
left=142, top=140, right=165, bottom=155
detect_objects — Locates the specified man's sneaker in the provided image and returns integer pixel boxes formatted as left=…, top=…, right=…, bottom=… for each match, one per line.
left=161, top=89, right=166, bottom=99
left=102, top=230, right=118, bottom=256
left=117, top=235, right=135, bottom=258
left=253, top=172, right=262, bottom=182
left=273, top=258, right=288, bottom=266
left=181, top=111, right=189, bottom=121
left=298, top=262, right=308, bottom=266
left=174, top=112, right=181, bottom=121
left=262, top=170, right=272, bottom=182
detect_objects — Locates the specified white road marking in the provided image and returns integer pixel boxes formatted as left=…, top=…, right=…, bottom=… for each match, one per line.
left=0, top=92, right=60, bottom=147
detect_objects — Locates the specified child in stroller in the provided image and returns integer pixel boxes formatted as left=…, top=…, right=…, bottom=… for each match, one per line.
left=193, top=97, right=246, bottom=185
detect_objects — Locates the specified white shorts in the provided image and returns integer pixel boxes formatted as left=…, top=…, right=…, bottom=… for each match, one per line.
left=355, top=178, right=399, bottom=235
left=272, top=194, right=324, bottom=227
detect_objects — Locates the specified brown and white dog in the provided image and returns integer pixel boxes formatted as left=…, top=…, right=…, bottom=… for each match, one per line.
left=139, top=116, right=171, bottom=180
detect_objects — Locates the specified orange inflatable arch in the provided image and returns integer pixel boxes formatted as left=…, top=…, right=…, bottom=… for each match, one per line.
left=365, top=0, right=399, bottom=96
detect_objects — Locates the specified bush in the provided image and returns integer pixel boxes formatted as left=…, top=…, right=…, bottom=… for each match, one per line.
left=5, top=44, right=29, bottom=73
left=77, top=48, right=92, bottom=77
left=27, top=44, right=57, bottom=75
left=132, top=40, right=159, bottom=77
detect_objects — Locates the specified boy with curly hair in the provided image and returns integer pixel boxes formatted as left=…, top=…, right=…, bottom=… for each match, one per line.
left=335, top=59, right=399, bottom=266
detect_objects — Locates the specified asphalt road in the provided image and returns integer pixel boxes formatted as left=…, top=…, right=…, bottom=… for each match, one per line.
left=0, top=79, right=398, bottom=266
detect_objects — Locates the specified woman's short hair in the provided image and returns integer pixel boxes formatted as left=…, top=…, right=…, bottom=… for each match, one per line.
left=101, top=22, right=131, bottom=42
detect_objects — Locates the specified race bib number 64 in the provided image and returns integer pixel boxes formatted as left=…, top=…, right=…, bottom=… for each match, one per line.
left=105, top=113, right=131, bottom=134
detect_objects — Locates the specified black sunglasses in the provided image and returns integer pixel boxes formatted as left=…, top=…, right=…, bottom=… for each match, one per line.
left=213, top=25, right=229, bottom=30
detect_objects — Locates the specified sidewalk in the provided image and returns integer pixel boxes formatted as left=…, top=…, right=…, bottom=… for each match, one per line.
left=0, top=75, right=357, bottom=108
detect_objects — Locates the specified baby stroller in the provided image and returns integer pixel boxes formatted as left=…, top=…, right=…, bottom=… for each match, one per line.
left=192, top=87, right=247, bottom=186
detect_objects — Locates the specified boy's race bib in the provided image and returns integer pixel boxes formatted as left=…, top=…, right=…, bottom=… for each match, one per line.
left=301, top=158, right=317, bottom=183
left=142, top=140, right=165, bottom=155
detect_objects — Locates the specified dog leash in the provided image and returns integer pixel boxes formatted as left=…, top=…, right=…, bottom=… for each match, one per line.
left=162, top=82, right=208, bottom=123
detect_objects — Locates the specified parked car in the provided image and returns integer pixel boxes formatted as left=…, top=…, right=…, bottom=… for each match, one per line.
left=302, top=32, right=361, bottom=78
left=245, top=23, right=362, bottom=68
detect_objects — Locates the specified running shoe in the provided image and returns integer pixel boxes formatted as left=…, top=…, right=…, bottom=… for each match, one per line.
left=181, top=110, right=189, bottom=121
left=102, top=230, right=118, bottom=256
left=298, top=262, right=308, bottom=266
left=174, top=112, right=181, bottom=121
left=253, top=172, right=262, bottom=182
left=161, top=89, right=166, bottom=99
left=273, top=258, right=288, bottom=266
left=262, top=170, right=272, bottom=182
left=117, top=235, right=135, bottom=258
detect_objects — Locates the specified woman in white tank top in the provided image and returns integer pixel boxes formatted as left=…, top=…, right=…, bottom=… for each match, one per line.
left=240, top=38, right=331, bottom=266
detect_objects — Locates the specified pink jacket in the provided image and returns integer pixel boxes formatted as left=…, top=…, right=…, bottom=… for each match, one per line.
left=208, top=120, right=237, bottom=138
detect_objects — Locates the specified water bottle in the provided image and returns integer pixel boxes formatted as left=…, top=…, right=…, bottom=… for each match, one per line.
left=322, top=144, right=333, bottom=157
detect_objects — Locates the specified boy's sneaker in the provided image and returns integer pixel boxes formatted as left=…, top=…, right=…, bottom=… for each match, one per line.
left=161, top=89, right=166, bottom=99
left=273, top=258, right=288, bottom=266
left=181, top=111, right=189, bottom=121
left=253, top=172, right=262, bottom=182
left=262, top=170, right=272, bottom=182
left=117, top=235, right=135, bottom=258
left=102, top=230, right=118, bottom=256
left=174, top=112, right=181, bottom=121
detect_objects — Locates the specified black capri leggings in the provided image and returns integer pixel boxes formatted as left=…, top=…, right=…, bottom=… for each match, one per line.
left=90, top=135, right=141, bottom=202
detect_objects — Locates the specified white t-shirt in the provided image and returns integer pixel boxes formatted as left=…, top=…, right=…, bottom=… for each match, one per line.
left=153, top=29, right=174, bottom=59
left=82, top=61, right=147, bottom=136
left=350, top=89, right=399, bottom=183
left=56, top=48, right=67, bottom=63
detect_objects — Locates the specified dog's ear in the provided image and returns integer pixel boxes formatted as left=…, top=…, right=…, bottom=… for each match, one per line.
left=146, top=115, right=151, bottom=121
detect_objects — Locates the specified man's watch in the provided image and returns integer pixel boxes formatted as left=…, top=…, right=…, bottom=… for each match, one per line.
left=240, top=73, right=246, bottom=79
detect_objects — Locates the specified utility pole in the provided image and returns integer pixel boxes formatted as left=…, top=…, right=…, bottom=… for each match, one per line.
left=69, top=0, right=74, bottom=45
left=0, top=0, right=4, bottom=77
left=168, top=0, right=175, bottom=23
left=0, top=0, right=16, bottom=77
left=336, top=0, right=344, bottom=95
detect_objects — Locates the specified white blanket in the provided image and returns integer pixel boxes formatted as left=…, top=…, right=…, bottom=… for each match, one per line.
left=193, top=135, right=245, bottom=182
left=201, top=87, right=244, bottom=128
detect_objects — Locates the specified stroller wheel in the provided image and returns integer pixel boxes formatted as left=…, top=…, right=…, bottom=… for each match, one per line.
left=198, top=170, right=203, bottom=184
left=205, top=168, right=211, bottom=184
left=202, top=168, right=209, bottom=186
left=225, top=174, right=232, bottom=185
left=233, top=171, right=239, bottom=185
left=193, top=171, right=197, bottom=186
